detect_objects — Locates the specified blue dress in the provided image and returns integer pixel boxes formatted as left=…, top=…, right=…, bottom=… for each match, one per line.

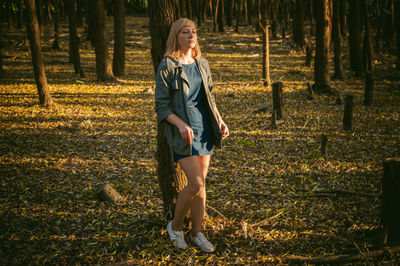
left=174, top=61, right=214, bottom=161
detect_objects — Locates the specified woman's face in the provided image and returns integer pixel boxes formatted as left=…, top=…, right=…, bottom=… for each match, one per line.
left=177, top=25, right=197, bottom=50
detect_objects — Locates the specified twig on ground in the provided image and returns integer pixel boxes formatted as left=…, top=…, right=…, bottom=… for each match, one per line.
left=206, top=204, right=228, bottom=221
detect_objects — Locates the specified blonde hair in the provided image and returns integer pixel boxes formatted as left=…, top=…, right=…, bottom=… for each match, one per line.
left=164, top=18, right=201, bottom=59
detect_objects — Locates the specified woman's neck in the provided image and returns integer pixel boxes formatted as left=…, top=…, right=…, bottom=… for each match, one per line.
left=178, top=48, right=194, bottom=64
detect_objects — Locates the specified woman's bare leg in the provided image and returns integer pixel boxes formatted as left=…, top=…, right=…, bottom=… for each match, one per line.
left=190, top=154, right=211, bottom=236
left=171, top=155, right=204, bottom=231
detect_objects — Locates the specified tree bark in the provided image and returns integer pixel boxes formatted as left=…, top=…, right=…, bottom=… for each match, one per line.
left=87, top=0, right=115, bottom=81
left=394, top=0, right=400, bottom=69
left=262, top=0, right=270, bottom=87
left=332, top=0, right=343, bottom=79
left=113, top=0, right=126, bottom=76
left=362, top=0, right=373, bottom=74
left=148, top=0, right=185, bottom=220
left=52, top=0, right=60, bottom=49
left=348, top=0, right=363, bottom=76
left=18, top=0, right=24, bottom=29
left=213, top=0, right=220, bottom=32
left=314, top=0, right=330, bottom=89
left=382, top=158, right=400, bottom=243
left=65, top=0, right=84, bottom=77
left=218, top=0, right=225, bottom=32
left=294, top=0, right=305, bottom=49
left=226, top=0, right=234, bottom=26
left=235, top=0, right=243, bottom=33
left=35, top=0, right=44, bottom=35
left=25, top=0, right=54, bottom=106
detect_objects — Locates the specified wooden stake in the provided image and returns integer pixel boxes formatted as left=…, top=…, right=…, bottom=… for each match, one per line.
left=320, top=134, right=328, bottom=158
left=272, top=82, right=283, bottom=120
left=343, top=94, right=354, bottom=131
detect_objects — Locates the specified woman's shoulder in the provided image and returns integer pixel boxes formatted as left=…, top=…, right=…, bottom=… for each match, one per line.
left=159, top=56, right=180, bottom=70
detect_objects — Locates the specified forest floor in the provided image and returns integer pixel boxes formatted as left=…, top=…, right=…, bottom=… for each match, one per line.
left=1, top=15, right=400, bottom=264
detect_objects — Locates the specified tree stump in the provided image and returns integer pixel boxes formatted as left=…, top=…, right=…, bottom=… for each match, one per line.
left=382, top=158, right=400, bottom=244
left=97, top=184, right=122, bottom=203
left=343, top=94, right=354, bottom=131
left=364, top=71, right=373, bottom=106
left=272, top=82, right=283, bottom=120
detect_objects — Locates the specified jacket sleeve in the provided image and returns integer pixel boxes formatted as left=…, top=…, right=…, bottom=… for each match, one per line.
left=204, top=59, right=214, bottom=92
left=154, top=60, right=174, bottom=123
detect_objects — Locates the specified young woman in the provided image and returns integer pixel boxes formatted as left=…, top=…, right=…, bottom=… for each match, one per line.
left=154, top=18, right=229, bottom=252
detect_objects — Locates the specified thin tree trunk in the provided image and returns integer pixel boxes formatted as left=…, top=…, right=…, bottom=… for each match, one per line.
left=339, top=0, right=345, bottom=36
left=227, top=0, right=234, bottom=26
left=113, top=0, right=126, bottom=76
left=0, top=45, right=4, bottom=78
left=35, top=0, right=44, bottom=35
left=235, top=0, right=243, bottom=33
left=314, top=0, right=330, bottom=89
left=262, top=0, right=270, bottom=87
left=394, top=0, right=400, bottom=69
left=87, top=0, right=114, bottom=81
left=362, top=0, right=373, bottom=73
left=213, top=0, right=220, bottom=32
left=294, top=0, right=305, bottom=49
left=25, top=0, right=54, bottom=106
left=247, top=0, right=252, bottom=26
left=332, top=0, right=343, bottom=79
left=348, top=0, right=363, bottom=76
left=52, top=0, right=60, bottom=49
left=76, top=0, right=83, bottom=26
left=218, top=0, right=225, bottom=32
left=18, top=0, right=24, bottom=29
left=65, top=0, right=84, bottom=77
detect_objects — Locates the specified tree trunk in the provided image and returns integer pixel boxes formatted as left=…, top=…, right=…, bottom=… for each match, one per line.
left=113, top=0, right=126, bottom=76
left=235, top=0, right=243, bottom=33
left=294, top=0, right=305, bottom=49
left=148, top=0, right=186, bottom=220
left=348, top=0, right=363, bottom=76
left=218, top=0, right=225, bottom=32
left=25, top=0, right=54, bottom=106
left=262, top=0, right=270, bottom=87
left=362, top=0, right=373, bottom=74
left=7, top=0, right=13, bottom=28
left=65, top=0, right=84, bottom=77
left=52, top=0, right=60, bottom=49
left=247, top=0, right=252, bottom=26
left=394, top=0, right=400, bottom=69
left=339, top=0, right=345, bottom=36
left=382, top=0, right=394, bottom=47
left=76, top=0, right=83, bottom=26
left=227, top=0, right=234, bottom=26
left=35, top=0, right=44, bottom=35
left=87, top=0, right=115, bottom=81
left=314, top=0, right=330, bottom=89
left=332, top=0, right=343, bottom=79
left=18, top=0, right=24, bottom=29
left=382, top=158, right=400, bottom=244
left=0, top=45, right=4, bottom=78
left=213, top=0, right=219, bottom=32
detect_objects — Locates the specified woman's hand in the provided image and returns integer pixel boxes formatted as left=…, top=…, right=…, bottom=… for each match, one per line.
left=219, top=120, right=229, bottom=140
left=178, top=123, right=194, bottom=144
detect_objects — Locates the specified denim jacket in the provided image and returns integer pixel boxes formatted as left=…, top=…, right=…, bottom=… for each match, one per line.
left=155, top=56, right=222, bottom=159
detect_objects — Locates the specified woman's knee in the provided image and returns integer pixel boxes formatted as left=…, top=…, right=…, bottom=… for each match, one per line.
left=187, top=179, right=205, bottom=197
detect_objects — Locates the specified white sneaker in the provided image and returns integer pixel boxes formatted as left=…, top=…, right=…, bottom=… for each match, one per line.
left=167, top=221, right=188, bottom=250
left=190, top=232, right=215, bottom=252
